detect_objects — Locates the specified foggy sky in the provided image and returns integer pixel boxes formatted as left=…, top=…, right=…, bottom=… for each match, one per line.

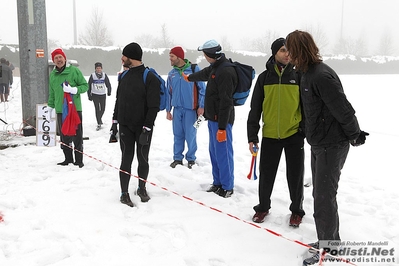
left=2, top=0, right=398, bottom=55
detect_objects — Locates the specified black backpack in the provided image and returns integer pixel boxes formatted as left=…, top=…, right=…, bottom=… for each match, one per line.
left=216, top=59, right=255, bottom=106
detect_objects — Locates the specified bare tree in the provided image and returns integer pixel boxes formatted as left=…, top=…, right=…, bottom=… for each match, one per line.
left=377, top=30, right=395, bottom=56
left=136, top=34, right=157, bottom=48
left=333, top=35, right=368, bottom=56
left=155, top=24, right=174, bottom=48
left=79, top=7, right=113, bottom=47
left=244, top=30, right=279, bottom=53
left=303, top=24, right=329, bottom=54
left=47, top=38, right=61, bottom=53
left=220, top=36, right=232, bottom=52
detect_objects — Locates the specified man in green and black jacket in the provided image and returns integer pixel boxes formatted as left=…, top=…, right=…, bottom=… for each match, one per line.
left=247, top=38, right=305, bottom=226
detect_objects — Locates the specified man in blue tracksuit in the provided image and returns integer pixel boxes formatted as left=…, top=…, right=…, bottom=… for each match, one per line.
left=184, top=40, right=238, bottom=198
left=166, top=46, right=206, bottom=169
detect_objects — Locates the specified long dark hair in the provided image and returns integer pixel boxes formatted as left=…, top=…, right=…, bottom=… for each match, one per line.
left=285, top=30, right=322, bottom=73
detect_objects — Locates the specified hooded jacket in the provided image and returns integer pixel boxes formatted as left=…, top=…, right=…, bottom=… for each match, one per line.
left=166, top=59, right=206, bottom=111
left=48, top=64, right=88, bottom=113
left=247, top=56, right=302, bottom=142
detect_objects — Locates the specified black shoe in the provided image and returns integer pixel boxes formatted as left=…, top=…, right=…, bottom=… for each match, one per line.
left=74, top=162, right=84, bottom=168
left=57, top=160, right=72, bottom=166
left=217, top=189, right=234, bottom=198
left=308, top=241, right=319, bottom=254
left=96, top=125, right=101, bottom=131
left=187, top=160, right=196, bottom=169
left=170, top=160, right=183, bottom=168
left=136, top=187, right=150, bottom=202
left=120, top=192, right=134, bottom=207
left=303, top=252, right=321, bottom=266
left=206, top=184, right=222, bottom=193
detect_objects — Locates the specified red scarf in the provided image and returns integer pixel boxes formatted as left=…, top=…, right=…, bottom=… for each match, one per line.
left=61, top=93, right=81, bottom=136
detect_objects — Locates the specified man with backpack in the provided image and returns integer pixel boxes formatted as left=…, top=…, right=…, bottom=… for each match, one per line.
left=183, top=40, right=238, bottom=198
left=166, top=46, right=206, bottom=169
left=110, top=42, right=160, bottom=207
left=247, top=38, right=305, bottom=226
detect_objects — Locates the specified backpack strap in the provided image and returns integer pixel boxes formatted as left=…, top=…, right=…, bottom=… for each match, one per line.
left=190, top=63, right=197, bottom=74
left=118, top=69, right=129, bottom=82
left=190, top=63, right=200, bottom=110
left=143, top=67, right=150, bottom=86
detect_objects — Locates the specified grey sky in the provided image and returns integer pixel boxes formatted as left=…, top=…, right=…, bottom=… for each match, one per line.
left=2, top=0, right=398, bottom=55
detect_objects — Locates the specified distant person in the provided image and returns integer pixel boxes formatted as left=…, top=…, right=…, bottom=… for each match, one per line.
left=166, top=46, right=206, bottom=169
left=247, top=37, right=305, bottom=226
left=111, top=42, right=160, bottom=207
left=183, top=40, right=237, bottom=198
left=285, top=30, right=369, bottom=265
left=48, top=48, right=88, bottom=168
left=0, top=58, right=13, bottom=102
left=87, top=62, right=112, bottom=131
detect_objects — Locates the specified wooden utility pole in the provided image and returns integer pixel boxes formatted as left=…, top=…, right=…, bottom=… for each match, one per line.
left=17, top=0, right=49, bottom=130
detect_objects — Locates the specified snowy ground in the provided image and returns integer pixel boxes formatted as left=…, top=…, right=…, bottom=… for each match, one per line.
left=0, top=74, right=398, bottom=266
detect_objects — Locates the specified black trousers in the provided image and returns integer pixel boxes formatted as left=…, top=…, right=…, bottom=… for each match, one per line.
left=254, top=133, right=305, bottom=216
left=56, top=112, right=83, bottom=163
left=311, top=142, right=349, bottom=241
left=119, top=124, right=153, bottom=193
left=92, top=94, right=106, bottom=125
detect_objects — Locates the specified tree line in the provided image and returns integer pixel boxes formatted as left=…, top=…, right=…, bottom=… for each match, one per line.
left=1, top=44, right=398, bottom=77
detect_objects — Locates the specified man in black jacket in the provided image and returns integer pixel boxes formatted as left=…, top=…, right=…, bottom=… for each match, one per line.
left=110, top=42, right=160, bottom=207
left=184, top=40, right=238, bottom=198
left=286, top=30, right=369, bottom=266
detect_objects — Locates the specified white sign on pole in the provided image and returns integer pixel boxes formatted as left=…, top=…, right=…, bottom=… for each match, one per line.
left=36, top=104, right=57, bottom=147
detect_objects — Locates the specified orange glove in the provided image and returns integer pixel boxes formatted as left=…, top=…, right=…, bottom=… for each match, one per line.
left=182, top=73, right=190, bottom=82
left=217, top=129, right=227, bottom=142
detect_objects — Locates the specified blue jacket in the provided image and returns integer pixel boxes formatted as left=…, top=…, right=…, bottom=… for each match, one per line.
left=166, top=60, right=206, bottom=112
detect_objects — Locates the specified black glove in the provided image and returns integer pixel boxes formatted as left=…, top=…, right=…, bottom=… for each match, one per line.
left=139, top=128, right=151, bottom=146
left=109, top=123, right=118, bottom=143
left=350, top=131, right=369, bottom=147
left=110, top=123, right=118, bottom=135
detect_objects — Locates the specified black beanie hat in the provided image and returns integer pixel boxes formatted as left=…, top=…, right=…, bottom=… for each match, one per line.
left=271, top=37, right=286, bottom=56
left=122, top=42, right=143, bottom=61
left=95, top=62, right=102, bottom=68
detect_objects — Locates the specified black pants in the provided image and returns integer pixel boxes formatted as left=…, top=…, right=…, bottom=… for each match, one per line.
left=57, top=112, right=83, bottom=163
left=119, top=125, right=153, bottom=193
left=92, top=94, right=106, bottom=125
left=254, top=133, right=305, bottom=216
left=311, top=142, right=349, bottom=241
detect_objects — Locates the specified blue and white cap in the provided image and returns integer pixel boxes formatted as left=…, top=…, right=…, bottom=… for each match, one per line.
left=198, top=39, right=222, bottom=58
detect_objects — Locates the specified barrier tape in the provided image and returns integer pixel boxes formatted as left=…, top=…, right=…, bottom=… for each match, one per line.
left=8, top=120, right=356, bottom=266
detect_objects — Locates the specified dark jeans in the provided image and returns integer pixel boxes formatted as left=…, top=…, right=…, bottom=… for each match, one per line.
left=56, top=112, right=83, bottom=163
left=311, top=142, right=349, bottom=241
left=92, top=94, right=106, bottom=125
left=254, top=133, right=305, bottom=216
left=119, top=124, right=153, bottom=192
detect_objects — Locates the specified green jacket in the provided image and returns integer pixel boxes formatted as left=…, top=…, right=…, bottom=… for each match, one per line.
left=48, top=64, right=88, bottom=113
left=247, top=57, right=301, bottom=141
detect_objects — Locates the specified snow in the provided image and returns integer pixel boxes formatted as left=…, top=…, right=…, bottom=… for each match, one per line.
left=0, top=74, right=398, bottom=266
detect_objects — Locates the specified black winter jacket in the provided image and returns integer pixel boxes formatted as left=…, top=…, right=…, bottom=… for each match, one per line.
left=300, top=62, right=360, bottom=146
left=112, top=64, right=160, bottom=130
left=188, top=54, right=238, bottom=129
